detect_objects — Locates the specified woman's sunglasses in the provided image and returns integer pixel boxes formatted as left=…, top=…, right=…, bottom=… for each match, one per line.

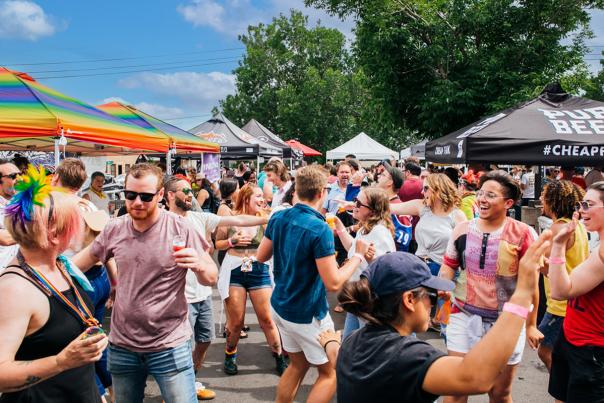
left=575, top=201, right=604, bottom=212
left=353, top=197, right=371, bottom=209
left=124, top=190, right=158, bottom=202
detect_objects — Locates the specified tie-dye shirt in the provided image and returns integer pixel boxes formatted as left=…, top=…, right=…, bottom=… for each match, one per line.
left=442, top=218, right=537, bottom=321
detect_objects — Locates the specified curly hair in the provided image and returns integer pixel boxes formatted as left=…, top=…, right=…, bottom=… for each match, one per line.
left=542, top=180, right=584, bottom=220
left=425, top=173, right=461, bottom=211
left=359, top=187, right=394, bottom=236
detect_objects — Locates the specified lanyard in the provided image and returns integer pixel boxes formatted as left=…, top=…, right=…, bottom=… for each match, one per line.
left=17, top=252, right=100, bottom=328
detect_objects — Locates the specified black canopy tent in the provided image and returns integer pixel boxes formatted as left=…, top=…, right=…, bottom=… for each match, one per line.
left=242, top=119, right=301, bottom=160
left=189, top=113, right=282, bottom=160
left=425, top=85, right=604, bottom=165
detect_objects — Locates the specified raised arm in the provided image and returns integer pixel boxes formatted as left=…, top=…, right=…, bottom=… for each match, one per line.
left=71, top=244, right=100, bottom=273
left=218, top=214, right=268, bottom=228
left=389, top=199, right=424, bottom=217
left=316, top=239, right=369, bottom=292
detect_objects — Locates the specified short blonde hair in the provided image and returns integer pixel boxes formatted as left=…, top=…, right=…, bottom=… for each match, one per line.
left=5, top=191, right=83, bottom=249
left=425, top=173, right=461, bottom=211
left=295, top=166, right=327, bottom=201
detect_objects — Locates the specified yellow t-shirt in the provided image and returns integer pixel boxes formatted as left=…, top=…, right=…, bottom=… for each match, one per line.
left=544, top=218, right=589, bottom=317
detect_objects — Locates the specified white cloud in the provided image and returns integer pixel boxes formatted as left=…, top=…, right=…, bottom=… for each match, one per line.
left=98, top=96, right=130, bottom=105
left=177, top=0, right=354, bottom=41
left=134, top=102, right=184, bottom=119
left=118, top=71, right=236, bottom=113
left=0, top=0, right=57, bottom=40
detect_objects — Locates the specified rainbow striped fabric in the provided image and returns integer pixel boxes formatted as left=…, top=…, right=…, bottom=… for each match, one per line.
left=0, top=67, right=171, bottom=154
left=98, top=102, right=218, bottom=153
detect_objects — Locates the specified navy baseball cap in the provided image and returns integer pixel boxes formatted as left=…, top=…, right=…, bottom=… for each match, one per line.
left=361, top=252, right=454, bottom=297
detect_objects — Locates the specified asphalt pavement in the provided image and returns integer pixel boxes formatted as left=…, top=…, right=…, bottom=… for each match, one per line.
left=141, top=290, right=551, bottom=402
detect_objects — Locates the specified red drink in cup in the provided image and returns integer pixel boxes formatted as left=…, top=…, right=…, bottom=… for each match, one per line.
left=172, top=235, right=186, bottom=252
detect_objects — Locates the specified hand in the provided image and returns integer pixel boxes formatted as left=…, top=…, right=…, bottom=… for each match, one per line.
left=552, top=213, right=578, bottom=247
left=526, top=325, right=544, bottom=350
left=354, top=239, right=370, bottom=257
left=173, top=247, right=204, bottom=269
left=317, top=329, right=341, bottom=349
left=517, top=230, right=552, bottom=294
left=231, top=230, right=251, bottom=247
left=364, top=243, right=376, bottom=262
left=105, top=286, right=116, bottom=309
left=56, top=332, right=108, bottom=371
left=334, top=216, right=346, bottom=233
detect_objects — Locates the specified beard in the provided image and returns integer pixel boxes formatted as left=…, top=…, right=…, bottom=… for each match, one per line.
left=175, top=197, right=192, bottom=212
left=127, top=202, right=156, bottom=220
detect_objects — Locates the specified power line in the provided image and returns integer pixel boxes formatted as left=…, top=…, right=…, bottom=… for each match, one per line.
left=3, top=47, right=245, bottom=66
left=36, top=59, right=241, bottom=79
left=162, top=113, right=214, bottom=121
left=25, top=55, right=241, bottom=74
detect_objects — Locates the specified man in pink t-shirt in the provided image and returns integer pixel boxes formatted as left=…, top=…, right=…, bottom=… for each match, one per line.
left=74, top=163, right=217, bottom=403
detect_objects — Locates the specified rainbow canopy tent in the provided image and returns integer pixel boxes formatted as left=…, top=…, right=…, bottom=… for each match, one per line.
left=0, top=67, right=172, bottom=157
left=98, top=101, right=218, bottom=154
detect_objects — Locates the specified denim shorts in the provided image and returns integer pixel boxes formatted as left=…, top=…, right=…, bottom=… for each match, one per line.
left=229, top=261, right=271, bottom=290
left=538, top=312, right=564, bottom=348
left=188, top=298, right=215, bottom=343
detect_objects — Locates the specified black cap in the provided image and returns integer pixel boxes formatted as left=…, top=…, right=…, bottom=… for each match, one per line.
left=361, top=252, right=454, bottom=297
left=382, top=162, right=404, bottom=191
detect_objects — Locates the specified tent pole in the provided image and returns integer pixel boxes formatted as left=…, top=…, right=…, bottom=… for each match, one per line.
left=166, top=150, right=172, bottom=175
left=54, top=137, right=60, bottom=167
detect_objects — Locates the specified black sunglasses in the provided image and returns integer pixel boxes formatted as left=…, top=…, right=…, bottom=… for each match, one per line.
left=2, top=173, right=19, bottom=180
left=124, top=190, right=158, bottom=202
left=414, top=289, right=438, bottom=305
left=353, top=197, right=371, bottom=209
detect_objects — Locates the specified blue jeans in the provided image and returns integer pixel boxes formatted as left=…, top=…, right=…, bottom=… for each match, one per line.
left=108, top=340, right=197, bottom=403
left=85, top=265, right=112, bottom=395
left=343, top=313, right=361, bottom=338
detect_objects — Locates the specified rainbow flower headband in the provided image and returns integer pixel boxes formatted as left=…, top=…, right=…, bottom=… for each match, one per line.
left=5, top=165, right=54, bottom=226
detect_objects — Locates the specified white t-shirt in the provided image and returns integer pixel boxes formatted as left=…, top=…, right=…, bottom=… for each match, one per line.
left=184, top=211, right=221, bottom=303
left=347, top=223, right=396, bottom=281
left=521, top=172, right=535, bottom=199
left=83, top=190, right=109, bottom=213
left=271, top=181, right=292, bottom=209
left=0, top=196, right=18, bottom=271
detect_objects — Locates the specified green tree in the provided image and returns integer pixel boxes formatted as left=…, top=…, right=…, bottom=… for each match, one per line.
left=306, top=0, right=603, bottom=139
left=219, top=10, right=370, bottom=152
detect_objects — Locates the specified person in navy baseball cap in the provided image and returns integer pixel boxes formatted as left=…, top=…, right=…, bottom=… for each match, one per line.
left=361, top=251, right=454, bottom=297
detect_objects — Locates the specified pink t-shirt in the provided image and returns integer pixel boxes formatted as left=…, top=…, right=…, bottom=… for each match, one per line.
left=91, top=209, right=209, bottom=352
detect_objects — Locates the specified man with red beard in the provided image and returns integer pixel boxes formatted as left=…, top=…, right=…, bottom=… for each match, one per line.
left=74, top=163, right=217, bottom=403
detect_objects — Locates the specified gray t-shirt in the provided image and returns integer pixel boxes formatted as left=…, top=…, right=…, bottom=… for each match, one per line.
left=91, top=209, right=209, bottom=352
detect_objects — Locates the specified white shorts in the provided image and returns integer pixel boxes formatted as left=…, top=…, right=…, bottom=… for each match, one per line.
left=271, top=308, right=334, bottom=366
left=446, top=310, right=526, bottom=365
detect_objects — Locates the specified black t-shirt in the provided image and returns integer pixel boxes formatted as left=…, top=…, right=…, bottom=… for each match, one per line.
left=337, top=324, right=445, bottom=403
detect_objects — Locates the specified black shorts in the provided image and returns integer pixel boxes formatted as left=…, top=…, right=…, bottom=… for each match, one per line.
left=549, top=330, right=604, bottom=403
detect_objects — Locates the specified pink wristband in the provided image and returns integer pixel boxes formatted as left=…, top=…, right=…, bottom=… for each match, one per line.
left=549, top=256, right=566, bottom=265
left=502, top=302, right=530, bottom=320
left=353, top=253, right=365, bottom=262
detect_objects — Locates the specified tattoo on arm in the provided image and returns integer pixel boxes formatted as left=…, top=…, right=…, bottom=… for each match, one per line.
left=5, top=375, right=43, bottom=392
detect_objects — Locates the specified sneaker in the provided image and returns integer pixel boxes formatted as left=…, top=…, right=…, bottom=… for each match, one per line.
left=275, top=354, right=289, bottom=376
left=195, top=382, right=216, bottom=400
left=224, top=353, right=238, bottom=375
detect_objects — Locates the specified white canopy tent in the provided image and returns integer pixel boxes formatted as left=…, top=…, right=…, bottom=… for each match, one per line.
left=326, top=132, right=398, bottom=161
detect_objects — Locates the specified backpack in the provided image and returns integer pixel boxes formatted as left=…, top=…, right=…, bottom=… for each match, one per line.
left=392, top=214, right=412, bottom=252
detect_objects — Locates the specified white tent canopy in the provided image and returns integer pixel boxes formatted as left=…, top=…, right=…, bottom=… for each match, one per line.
left=326, top=132, right=398, bottom=161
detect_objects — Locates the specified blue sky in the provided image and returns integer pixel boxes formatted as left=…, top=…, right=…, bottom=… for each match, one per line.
left=0, top=0, right=602, bottom=132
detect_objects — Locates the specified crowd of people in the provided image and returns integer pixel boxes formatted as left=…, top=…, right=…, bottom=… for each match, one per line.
left=0, top=153, right=602, bottom=403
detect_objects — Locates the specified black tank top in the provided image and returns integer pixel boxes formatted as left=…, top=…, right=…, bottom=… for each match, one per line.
left=0, top=269, right=101, bottom=403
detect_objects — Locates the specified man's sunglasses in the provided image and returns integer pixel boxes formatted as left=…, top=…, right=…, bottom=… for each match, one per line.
left=179, top=188, right=193, bottom=195
left=2, top=173, right=19, bottom=180
left=124, top=190, right=158, bottom=202
left=575, top=201, right=604, bottom=212
left=353, top=197, right=371, bottom=209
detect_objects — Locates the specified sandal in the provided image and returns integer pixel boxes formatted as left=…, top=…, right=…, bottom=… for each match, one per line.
left=222, top=330, right=249, bottom=339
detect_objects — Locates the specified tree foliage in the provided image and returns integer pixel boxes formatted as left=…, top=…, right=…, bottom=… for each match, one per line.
left=219, top=11, right=375, bottom=152
left=305, top=0, right=604, bottom=139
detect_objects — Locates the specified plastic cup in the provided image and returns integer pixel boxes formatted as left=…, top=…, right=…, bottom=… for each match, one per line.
left=326, top=213, right=336, bottom=229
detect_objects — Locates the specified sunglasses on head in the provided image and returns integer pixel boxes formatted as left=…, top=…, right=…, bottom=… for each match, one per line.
left=124, top=190, right=158, bottom=202
left=353, top=197, right=371, bottom=209
left=2, top=173, right=19, bottom=180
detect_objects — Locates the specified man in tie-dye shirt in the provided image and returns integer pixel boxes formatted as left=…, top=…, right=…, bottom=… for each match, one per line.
left=439, top=170, right=539, bottom=403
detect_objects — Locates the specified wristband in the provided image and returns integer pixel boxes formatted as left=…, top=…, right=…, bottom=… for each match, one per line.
left=502, top=302, right=531, bottom=320
left=323, top=339, right=340, bottom=352
left=110, top=279, right=117, bottom=287
left=228, top=238, right=234, bottom=248
left=549, top=256, right=566, bottom=265
left=336, top=229, right=346, bottom=235
left=353, top=253, right=365, bottom=262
